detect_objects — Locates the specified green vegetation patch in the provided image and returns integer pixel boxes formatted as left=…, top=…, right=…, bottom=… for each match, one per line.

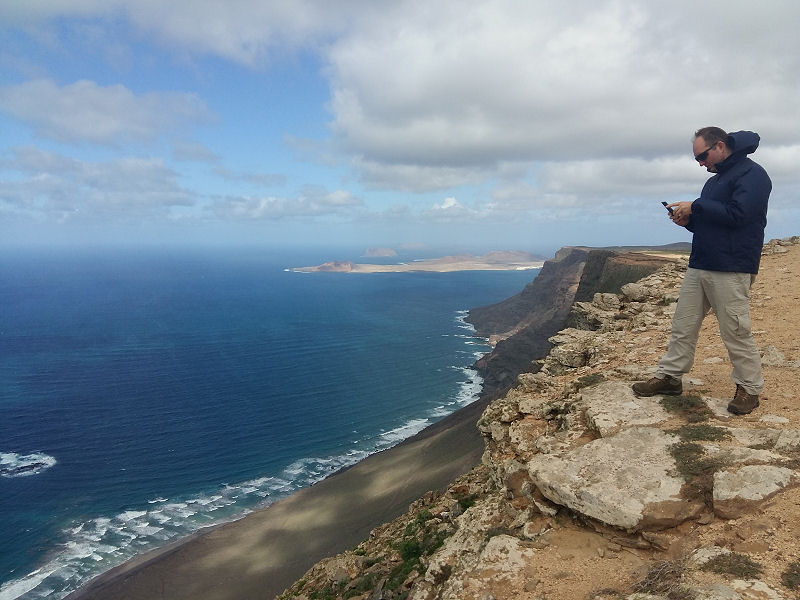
left=456, top=493, right=478, bottom=512
left=671, top=441, right=729, bottom=479
left=782, top=560, right=800, bottom=590
left=668, top=424, right=731, bottom=442
left=701, top=552, right=762, bottom=579
left=660, top=393, right=713, bottom=423
left=345, top=573, right=379, bottom=598
left=669, top=442, right=728, bottom=504
left=308, top=577, right=348, bottom=600
left=386, top=510, right=450, bottom=591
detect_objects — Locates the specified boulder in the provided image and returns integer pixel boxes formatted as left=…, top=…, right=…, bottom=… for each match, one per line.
left=775, top=429, right=800, bottom=452
left=620, top=282, right=650, bottom=302
left=528, top=427, right=703, bottom=531
left=726, top=427, right=782, bottom=448
left=730, top=579, right=785, bottom=599
left=685, top=583, right=744, bottom=599
left=582, top=381, right=671, bottom=437
left=760, top=344, right=800, bottom=368
left=593, top=292, right=622, bottom=311
left=712, top=465, right=795, bottom=519
left=540, top=328, right=609, bottom=375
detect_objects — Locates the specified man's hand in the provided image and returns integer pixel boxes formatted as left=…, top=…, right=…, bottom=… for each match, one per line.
left=667, top=201, right=693, bottom=226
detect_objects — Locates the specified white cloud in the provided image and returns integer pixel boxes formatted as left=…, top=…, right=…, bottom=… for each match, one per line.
left=3, top=1, right=800, bottom=242
left=172, top=140, right=219, bottom=163
left=212, top=166, right=286, bottom=187
left=0, top=79, right=212, bottom=145
left=213, top=186, right=362, bottom=220
left=352, top=157, right=487, bottom=192
left=322, top=0, right=800, bottom=190
left=0, top=146, right=193, bottom=221
left=0, top=0, right=354, bottom=65
left=538, top=157, right=703, bottom=197
left=122, top=1, right=350, bottom=65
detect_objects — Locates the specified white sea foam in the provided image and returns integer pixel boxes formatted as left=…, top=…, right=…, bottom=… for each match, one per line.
left=378, top=418, right=430, bottom=445
left=0, top=451, right=57, bottom=478
left=116, top=510, right=147, bottom=522
left=0, top=568, right=59, bottom=600
left=0, top=307, right=492, bottom=600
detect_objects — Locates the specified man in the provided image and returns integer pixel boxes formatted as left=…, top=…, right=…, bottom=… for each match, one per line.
left=632, top=127, right=771, bottom=415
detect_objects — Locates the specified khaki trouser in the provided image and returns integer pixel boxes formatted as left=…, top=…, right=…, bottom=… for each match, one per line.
left=657, top=267, right=763, bottom=395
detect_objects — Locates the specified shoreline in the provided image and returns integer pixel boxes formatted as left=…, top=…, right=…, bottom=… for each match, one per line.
left=292, top=262, right=545, bottom=273
left=291, top=251, right=545, bottom=273
left=65, top=395, right=492, bottom=600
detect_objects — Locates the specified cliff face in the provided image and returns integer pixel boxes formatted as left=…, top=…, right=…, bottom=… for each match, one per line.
left=278, top=237, right=800, bottom=600
left=468, top=247, right=675, bottom=398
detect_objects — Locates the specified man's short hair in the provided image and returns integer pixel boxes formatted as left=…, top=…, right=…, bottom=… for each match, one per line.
left=695, top=126, right=731, bottom=148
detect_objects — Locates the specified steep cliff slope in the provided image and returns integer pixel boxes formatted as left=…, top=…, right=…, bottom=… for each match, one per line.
left=279, top=237, right=800, bottom=600
left=468, top=247, right=678, bottom=398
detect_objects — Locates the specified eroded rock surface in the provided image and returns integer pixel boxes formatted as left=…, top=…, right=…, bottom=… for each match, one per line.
left=529, top=426, right=703, bottom=531
left=279, top=239, right=800, bottom=600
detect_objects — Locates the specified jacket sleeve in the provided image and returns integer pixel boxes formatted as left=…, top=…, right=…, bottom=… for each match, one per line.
left=684, top=201, right=699, bottom=232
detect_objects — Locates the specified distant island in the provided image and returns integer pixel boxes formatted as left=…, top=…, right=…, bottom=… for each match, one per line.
left=291, top=251, right=545, bottom=273
left=363, top=247, right=398, bottom=257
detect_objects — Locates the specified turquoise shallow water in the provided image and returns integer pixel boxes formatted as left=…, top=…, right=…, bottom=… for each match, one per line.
left=0, top=246, right=539, bottom=600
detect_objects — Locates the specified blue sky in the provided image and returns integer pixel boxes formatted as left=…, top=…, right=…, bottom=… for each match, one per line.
left=2, top=1, right=800, bottom=254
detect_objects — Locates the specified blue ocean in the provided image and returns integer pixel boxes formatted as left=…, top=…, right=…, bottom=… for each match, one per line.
left=0, top=246, right=539, bottom=600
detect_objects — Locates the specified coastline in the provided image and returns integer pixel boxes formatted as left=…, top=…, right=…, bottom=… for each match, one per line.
left=291, top=251, right=545, bottom=273
left=66, top=395, right=491, bottom=600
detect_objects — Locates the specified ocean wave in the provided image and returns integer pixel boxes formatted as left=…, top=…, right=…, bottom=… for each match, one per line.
left=0, top=567, right=59, bottom=600
left=0, top=452, right=56, bottom=478
left=377, top=418, right=430, bottom=445
left=0, top=309, right=490, bottom=600
left=454, top=310, right=476, bottom=331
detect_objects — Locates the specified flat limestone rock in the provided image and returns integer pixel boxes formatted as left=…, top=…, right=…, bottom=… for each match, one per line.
left=528, top=427, right=702, bottom=531
left=703, top=396, right=734, bottom=420
left=760, top=414, right=789, bottom=424
left=686, top=583, right=743, bottom=600
left=727, top=427, right=782, bottom=448
left=731, top=579, right=785, bottom=600
left=704, top=444, right=782, bottom=465
left=582, top=381, right=671, bottom=437
left=713, top=465, right=795, bottom=519
left=776, top=429, right=800, bottom=452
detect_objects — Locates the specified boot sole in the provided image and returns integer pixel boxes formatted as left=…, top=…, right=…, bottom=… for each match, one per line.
left=727, top=400, right=760, bottom=415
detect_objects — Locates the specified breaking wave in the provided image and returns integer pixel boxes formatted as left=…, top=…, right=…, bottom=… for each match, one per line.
left=0, top=452, right=57, bottom=479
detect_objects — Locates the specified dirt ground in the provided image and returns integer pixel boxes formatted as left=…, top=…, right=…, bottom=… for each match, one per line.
left=506, top=242, right=800, bottom=600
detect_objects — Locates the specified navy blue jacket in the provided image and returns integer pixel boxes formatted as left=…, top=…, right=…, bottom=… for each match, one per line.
left=686, top=131, right=771, bottom=274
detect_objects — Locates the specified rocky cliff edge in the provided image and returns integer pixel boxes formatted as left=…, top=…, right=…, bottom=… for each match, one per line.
left=278, top=237, right=800, bottom=600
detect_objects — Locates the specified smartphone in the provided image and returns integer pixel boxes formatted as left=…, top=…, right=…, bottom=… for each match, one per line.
left=661, top=201, right=674, bottom=215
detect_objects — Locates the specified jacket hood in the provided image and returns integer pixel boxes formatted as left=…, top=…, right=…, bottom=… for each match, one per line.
left=728, top=130, right=760, bottom=156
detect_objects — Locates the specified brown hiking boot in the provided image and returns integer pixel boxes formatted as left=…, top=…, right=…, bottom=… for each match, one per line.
left=631, top=375, right=682, bottom=397
left=727, top=385, right=760, bottom=415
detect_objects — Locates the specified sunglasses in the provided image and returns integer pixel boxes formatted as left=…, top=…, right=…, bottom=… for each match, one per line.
left=694, top=143, right=717, bottom=162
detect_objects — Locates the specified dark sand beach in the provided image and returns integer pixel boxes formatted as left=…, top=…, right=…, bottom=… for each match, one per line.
left=67, top=397, right=490, bottom=600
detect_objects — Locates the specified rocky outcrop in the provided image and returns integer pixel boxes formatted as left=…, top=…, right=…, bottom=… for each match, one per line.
left=468, top=247, right=677, bottom=398
left=573, top=249, right=684, bottom=302
left=528, top=426, right=705, bottom=531
left=467, top=247, right=590, bottom=396
left=713, top=465, right=796, bottom=519
left=278, top=237, right=800, bottom=600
